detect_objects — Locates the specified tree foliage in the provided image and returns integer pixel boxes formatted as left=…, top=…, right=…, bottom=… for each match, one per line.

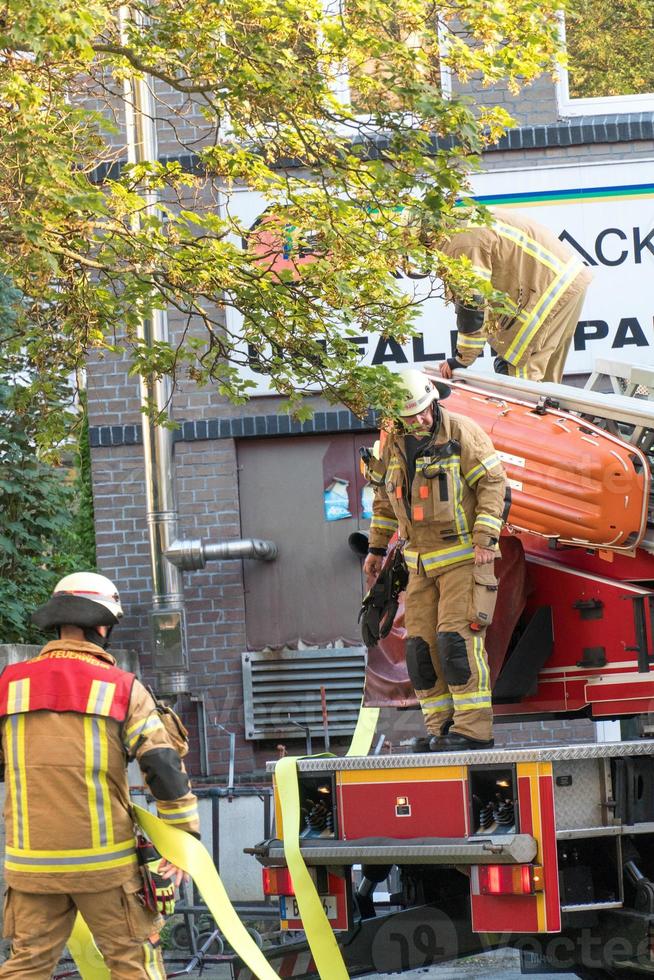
left=0, top=280, right=95, bottom=643
left=1, top=0, right=564, bottom=436
left=565, top=0, right=654, bottom=99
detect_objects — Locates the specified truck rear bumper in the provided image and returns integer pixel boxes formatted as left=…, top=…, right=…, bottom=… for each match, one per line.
left=251, top=833, right=537, bottom=866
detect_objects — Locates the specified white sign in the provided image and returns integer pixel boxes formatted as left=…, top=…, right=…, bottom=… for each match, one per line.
left=225, top=159, right=654, bottom=394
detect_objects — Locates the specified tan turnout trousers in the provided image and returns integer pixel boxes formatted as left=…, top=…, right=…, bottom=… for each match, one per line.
left=404, top=561, right=493, bottom=742
left=0, top=881, right=165, bottom=979
left=500, top=286, right=589, bottom=383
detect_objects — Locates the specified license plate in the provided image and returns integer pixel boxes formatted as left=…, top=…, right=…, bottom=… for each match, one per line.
left=280, top=895, right=337, bottom=921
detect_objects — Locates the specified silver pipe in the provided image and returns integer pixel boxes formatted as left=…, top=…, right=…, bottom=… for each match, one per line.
left=165, top=538, right=278, bottom=572
left=120, top=7, right=189, bottom=695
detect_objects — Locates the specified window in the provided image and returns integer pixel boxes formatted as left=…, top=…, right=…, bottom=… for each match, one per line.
left=558, top=0, right=654, bottom=115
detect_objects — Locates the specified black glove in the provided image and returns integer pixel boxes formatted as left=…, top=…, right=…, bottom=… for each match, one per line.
left=358, top=548, right=409, bottom=647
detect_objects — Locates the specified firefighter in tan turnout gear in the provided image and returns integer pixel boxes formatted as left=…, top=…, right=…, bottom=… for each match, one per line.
left=0, top=572, right=200, bottom=978
left=363, top=369, right=506, bottom=751
left=438, top=207, right=593, bottom=383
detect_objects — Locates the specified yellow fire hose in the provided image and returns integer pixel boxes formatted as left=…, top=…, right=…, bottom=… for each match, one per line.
left=271, top=703, right=380, bottom=978
left=68, top=805, right=281, bottom=980
left=67, top=703, right=379, bottom=980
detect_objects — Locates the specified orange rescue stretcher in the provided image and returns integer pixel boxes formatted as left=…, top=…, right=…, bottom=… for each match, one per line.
left=441, top=380, right=650, bottom=552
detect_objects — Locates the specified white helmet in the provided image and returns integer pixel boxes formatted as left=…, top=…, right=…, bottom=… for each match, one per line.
left=397, top=368, right=450, bottom=418
left=32, top=572, right=123, bottom=631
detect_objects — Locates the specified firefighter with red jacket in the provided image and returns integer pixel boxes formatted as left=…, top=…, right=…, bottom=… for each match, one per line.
left=363, top=370, right=506, bottom=752
left=0, top=572, right=200, bottom=978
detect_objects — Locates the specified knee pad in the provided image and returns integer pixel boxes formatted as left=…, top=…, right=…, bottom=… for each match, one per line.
left=406, top=636, right=437, bottom=690
left=438, top=631, right=471, bottom=686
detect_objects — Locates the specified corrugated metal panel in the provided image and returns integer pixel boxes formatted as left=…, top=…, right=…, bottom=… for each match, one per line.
left=242, top=648, right=366, bottom=741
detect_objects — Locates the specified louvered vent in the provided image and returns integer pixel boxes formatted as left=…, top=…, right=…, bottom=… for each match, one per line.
left=242, top=648, right=367, bottom=741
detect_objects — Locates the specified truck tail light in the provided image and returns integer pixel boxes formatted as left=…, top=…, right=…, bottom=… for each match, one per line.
left=262, top=867, right=295, bottom=897
left=477, top=864, right=536, bottom=896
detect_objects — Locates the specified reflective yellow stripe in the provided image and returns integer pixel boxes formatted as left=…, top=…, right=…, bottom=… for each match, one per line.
left=123, top=714, right=165, bottom=752
left=86, top=680, right=116, bottom=716
left=451, top=692, right=492, bottom=710
left=420, top=694, right=454, bottom=710
left=83, top=716, right=113, bottom=848
left=457, top=332, right=486, bottom=350
left=7, top=714, right=30, bottom=850
left=475, top=513, right=502, bottom=533
left=6, top=716, right=19, bottom=848
left=84, top=716, right=101, bottom=848
left=452, top=465, right=468, bottom=540
left=511, top=364, right=530, bottom=378
left=143, top=940, right=165, bottom=980
left=421, top=540, right=474, bottom=569
left=155, top=806, right=199, bottom=825
left=471, top=263, right=492, bottom=280
left=473, top=634, right=490, bottom=694
left=370, top=516, right=398, bottom=531
left=464, top=453, right=501, bottom=486
left=96, top=719, right=114, bottom=846
left=495, top=221, right=565, bottom=274
left=504, top=258, right=583, bottom=363
left=6, top=839, right=137, bottom=873
left=7, top=679, right=30, bottom=714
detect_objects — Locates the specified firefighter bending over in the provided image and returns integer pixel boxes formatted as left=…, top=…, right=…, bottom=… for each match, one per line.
left=437, top=207, right=593, bottom=383
left=363, top=369, right=506, bottom=751
left=0, top=572, right=200, bottom=978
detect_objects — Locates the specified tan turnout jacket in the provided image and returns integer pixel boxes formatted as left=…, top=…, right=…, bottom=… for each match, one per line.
left=0, top=639, right=199, bottom=893
left=441, top=207, right=593, bottom=368
left=367, top=408, right=506, bottom=575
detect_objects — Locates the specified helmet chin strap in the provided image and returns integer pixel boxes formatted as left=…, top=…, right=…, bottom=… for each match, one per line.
left=83, top=626, right=113, bottom=649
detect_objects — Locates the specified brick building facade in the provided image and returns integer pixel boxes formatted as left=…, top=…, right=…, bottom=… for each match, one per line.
left=87, top=52, right=653, bottom=780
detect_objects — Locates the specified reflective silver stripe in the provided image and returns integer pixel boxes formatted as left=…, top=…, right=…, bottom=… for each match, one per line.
left=91, top=718, right=108, bottom=846
left=144, top=940, right=165, bottom=980
left=504, top=258, right=584, bottom=363
left=9, top=716, right=26, bottom=849
left=87, top=680, right=115, bottom=716
left=457, top=332, right=486, bottom=349
left=474, top=634, right=490, bottom=694
left=7, top=679, right=30, bottom=714
left=421, top=542, right=474, bottom=569
left=494, top=221, right=565, bottom=273
left=420, top=695, right=453, bottom=709
left=156, top=806, right=198, bottom=822
left=370, top=516, right=398, bottom=531
left=6, top=845, right=136, bottom=866
left=123, top=714, right=164, bottom=752
left=475, top=514, right=502, bottom=533
left=464, top=454, right=501, bottom=486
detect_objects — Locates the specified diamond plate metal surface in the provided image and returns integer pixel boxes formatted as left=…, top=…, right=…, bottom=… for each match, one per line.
left=266, top=739, right=654, bottom=773
left=265, top=833, right=537, bottom=865
left=553, top=759, right=606, bottom=830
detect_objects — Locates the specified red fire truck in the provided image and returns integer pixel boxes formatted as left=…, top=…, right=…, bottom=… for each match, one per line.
left=243, top=361, right=654, bottom=980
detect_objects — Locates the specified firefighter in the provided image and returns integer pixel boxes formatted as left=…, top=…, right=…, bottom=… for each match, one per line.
left=0, top=572, right=200, bottom=978
left=363, top=369, right=506, bottom=751
left=437, top=207, right=593, bottom=383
